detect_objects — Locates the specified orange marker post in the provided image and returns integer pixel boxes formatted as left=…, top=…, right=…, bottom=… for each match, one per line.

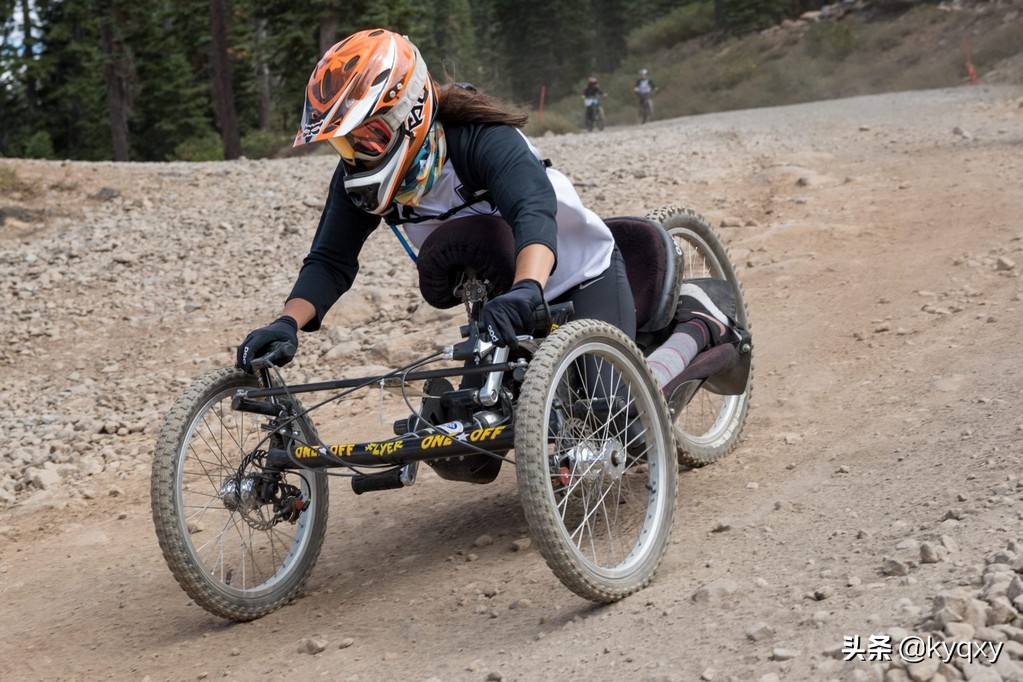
left=963, top=39, right=978, bottom=86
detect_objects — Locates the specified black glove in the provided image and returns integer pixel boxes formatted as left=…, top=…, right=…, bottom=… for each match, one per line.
left=236, top=316, right=298, bottom=373
left=481, top=279, right=544, bottom=349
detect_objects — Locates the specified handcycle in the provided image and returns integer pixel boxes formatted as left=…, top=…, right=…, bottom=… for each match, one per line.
left=150, top=205, right=753, bottom=621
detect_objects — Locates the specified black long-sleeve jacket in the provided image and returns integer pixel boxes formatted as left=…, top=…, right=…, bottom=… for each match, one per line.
left=288, top=123, right=560, bottom=331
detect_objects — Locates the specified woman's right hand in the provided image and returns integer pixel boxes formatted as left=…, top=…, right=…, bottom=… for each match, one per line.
left=236, top=316, right=299, bottom=373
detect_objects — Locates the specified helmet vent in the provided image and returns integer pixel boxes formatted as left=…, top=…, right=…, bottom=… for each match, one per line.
left=318, top=69, right=342, bottom=104
left=372, top=69, right=390, bottom=87
left=343, top=56, right=359, bottom=72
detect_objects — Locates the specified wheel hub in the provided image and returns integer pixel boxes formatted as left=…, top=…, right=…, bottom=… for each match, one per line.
left=219, top=475, right=260, bottom=513
left=565, top=437, right=626, bottom=483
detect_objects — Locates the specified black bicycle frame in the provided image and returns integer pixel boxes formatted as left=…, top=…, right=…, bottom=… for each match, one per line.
left=264, top=423, right=516, bottom=470
left=236, top=360, right=520, bottom=471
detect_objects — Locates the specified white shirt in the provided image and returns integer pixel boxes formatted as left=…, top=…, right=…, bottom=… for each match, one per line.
left=399, top=132, right=614, bottom=299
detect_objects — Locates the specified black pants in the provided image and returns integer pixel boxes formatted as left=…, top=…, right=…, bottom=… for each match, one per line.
left=460, top=246, right=636, bottom=391
left=552, top=245, right=636, bottom=339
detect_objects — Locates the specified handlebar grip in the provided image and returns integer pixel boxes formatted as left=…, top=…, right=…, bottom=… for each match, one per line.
left=251, top=341, right=296, bottom=370
left=459, top=302, right=575, bottom=339
left=534, top=302, right=574, bottom=329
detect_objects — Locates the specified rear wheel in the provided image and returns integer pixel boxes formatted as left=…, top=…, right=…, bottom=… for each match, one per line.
left=151, top=367, right=329, bottom=621
left=648, top=206, right=753, bottom=467
left=515, top=320, right=677, bottom=602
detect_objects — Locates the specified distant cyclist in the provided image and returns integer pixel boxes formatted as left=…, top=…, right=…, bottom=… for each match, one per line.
left=582, top=76, right=605, bottom=131
left=583, top=76, right=604, bottom=99
left=634, top=69, right=657, bottom=124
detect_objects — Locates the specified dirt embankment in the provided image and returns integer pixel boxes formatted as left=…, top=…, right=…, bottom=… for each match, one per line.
left=1, top=85, right=1022, bottom=681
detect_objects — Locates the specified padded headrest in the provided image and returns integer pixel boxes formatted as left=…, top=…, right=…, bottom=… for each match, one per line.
left=416, top=215, right=516, bottom=309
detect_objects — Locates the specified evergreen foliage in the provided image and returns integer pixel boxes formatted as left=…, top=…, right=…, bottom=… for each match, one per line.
left=0, top=0, right=830, bottom=161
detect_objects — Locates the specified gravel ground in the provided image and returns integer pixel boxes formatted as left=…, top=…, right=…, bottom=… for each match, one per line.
left=1, top=84, right=1022, bottom=681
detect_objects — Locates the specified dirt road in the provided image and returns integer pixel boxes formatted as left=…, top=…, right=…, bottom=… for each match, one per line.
left=1, top=85, right=1022, bottom=682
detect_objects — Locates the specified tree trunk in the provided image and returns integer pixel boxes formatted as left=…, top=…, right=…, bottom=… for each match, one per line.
left=99, top=19, right=131, bottom=162
left=19, top=0, right=35, bottom=117
left=209, top=0, right=242, bottom=159
left=318, top=13, right=339, bottom=56
left=255, top=19, right=271, bottom=132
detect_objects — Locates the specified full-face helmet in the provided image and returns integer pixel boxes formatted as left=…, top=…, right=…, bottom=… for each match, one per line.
left=294, top=29, right=442, bottom=214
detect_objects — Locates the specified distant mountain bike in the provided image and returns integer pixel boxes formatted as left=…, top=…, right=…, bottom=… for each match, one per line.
left=151, top=205, right=752, bottom=622
left=584, top=96, right=605, bottom=131
left=638, top=93, right=654, bottom=124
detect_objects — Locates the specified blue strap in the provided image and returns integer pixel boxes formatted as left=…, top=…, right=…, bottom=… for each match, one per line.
left=388, top=223, right=418, bottom=264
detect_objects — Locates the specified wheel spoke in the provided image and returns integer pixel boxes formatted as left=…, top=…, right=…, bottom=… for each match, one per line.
left=152, top=371, right=327, bottom=619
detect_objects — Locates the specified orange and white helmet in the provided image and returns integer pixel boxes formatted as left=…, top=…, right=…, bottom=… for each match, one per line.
left=294, top=29, right=439, bottom=214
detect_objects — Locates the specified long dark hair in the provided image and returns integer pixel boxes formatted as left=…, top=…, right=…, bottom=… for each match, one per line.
left=435, top=83, right=529, bottom=128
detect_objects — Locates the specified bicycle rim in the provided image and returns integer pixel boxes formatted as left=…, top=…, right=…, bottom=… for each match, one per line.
left=174, top=385, right=319, bottom=599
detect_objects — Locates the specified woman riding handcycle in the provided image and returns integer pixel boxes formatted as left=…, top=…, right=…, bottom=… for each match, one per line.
left=151, top=29, right=753, bottom=621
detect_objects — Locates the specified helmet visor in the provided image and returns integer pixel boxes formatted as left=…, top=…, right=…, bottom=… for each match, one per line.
left=329, top=118, right=394, bottom=163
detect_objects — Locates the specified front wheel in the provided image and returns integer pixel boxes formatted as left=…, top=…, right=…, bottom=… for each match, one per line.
left=515, top=320, right=677, bottom=602
left=649, top=206, right=753, bottom=467
left=151, top=367, right=329, bottom=621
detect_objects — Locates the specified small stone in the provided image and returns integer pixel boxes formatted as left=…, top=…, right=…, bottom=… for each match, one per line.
left=485, top=673, right=504, bottom=681
left=701, top=668, right=716, bottom=681
left=747, top=622, right=775, bottom=642
left=511, top=538, right=531, bottom=552
left=881, top=558, right=910, bottom=576
left=712, top=518, right=732, bottom=533
left=997, top=256, right=1016, bottom=271
left=692, top=578, right=739, bottom=603
left=298, top=637, right=327, bottom=654
left=473, top=534, right=494, bottom=548
left=906, top=657, right=939, bottom=682
left=771, top=648, right=799, bottom=661
left=814, top=586, right=834, bottom=601
left=338, top=637, right=355, bottom=649
left=920, top=542, right=942, bottom=564
left=945, top=623, right=975, bottom=640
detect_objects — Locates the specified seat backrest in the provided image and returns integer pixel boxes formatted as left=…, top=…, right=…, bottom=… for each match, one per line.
left=416, top=213, right=681, bottom=333
left=604, top=216, right=681, bottom=333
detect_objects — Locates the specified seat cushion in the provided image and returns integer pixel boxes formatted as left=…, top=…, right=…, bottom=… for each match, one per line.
left=416, top=215, right=516, bottom=309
